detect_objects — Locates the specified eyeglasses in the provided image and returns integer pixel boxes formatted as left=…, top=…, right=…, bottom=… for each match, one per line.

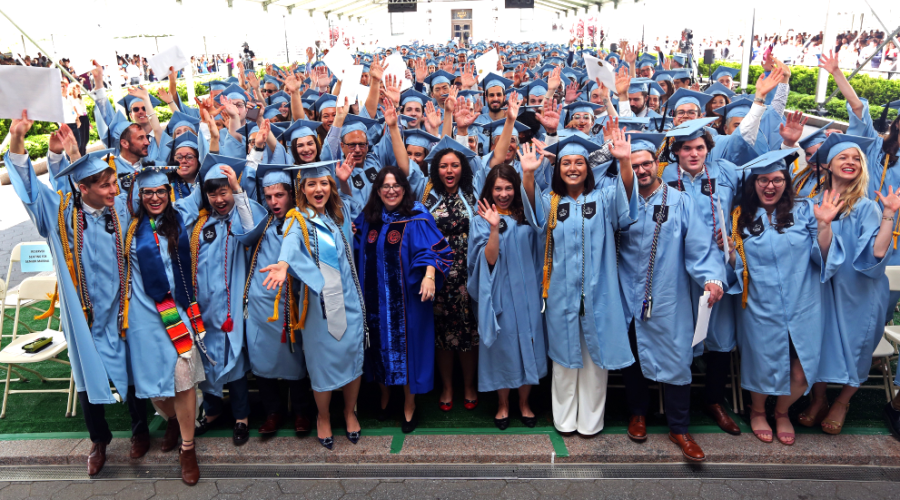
left=131, top=106, right=146, bottom=113
left=756, top=177, right=786, bottom=187
left=379, top=184, right=403, bottom=193
left=174, top=154, right=197, bottom=162
left=675, top=110, right=700, bottom=118
left=342, top=142, right=369, bottom=150
left=232, top=101, right=246, bottom=109
left=140, top=188, right=169, bottom=199
left=571, top=113, right=593, bottom=121
left=634, top=160, right=656, bottom=171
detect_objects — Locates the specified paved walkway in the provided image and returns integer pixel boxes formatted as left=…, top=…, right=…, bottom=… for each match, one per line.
left=0, top=478, right=897, bottom=499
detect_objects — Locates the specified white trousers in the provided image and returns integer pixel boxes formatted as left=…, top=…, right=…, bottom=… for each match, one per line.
left=551, top=329, right=609, bottom=435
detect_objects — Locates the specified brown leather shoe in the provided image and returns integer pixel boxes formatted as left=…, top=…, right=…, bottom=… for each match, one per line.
left=130, top=432, right=151, bottom=459
left=87, top=442, right=107, bottom=476
left=669, top=432, right=706, bottom=462
left=161, top=417, right=180, bottom=452
left=294, top=414, right=312, bottom=433
left=705, top=404, right=741, bottom=435
left=179, top=447, right=200, bottom=485
left=627, top=415, right=647, bottom=441
left=258, top=413, right=283, bottom=435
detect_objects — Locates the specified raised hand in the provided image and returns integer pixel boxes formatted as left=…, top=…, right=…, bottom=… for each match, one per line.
left=335, top=96, right=351, bottom=126
left=662, top=57, right=672, bottom=70
left=761, top=50, right=775, bottom=72
left=369, top=56, right=387, bottom=82
left=876, top=186, right=900, bottom=214
left=473, top=95, right=483, bottom=115
left=382, top=97, right=398, bottom=127
left=283, top=72, right=301, bottom=94
left=127, top=85, right=151, bottom=101
left=414, top=58, right=427, bottom=83
left=623, top=43, right=638, bottom=64
left=779, top=111, right=808, bottom=146
left=424, top=101, right=443, bottom=132
left=477, top=198, right=501, bottom=228
left=547, top=66, right=562, bottom=91
left=755, top=64, right=784, bottom=98
left=219, top=96, right=239, bottom=119
left=460, top=62, right=477, bottom=89
left=531, top=138, right=555, bottom=161
left=536, top=98, right=561, bottom=131
left=507, top=91, right=521, bottom=120
left=564, top=82, right=579, bottom=104
left=517, top=142, right=545, bottom=174
left=335, top=158, right=354, bottom=184
left=158, top=88, right=174, bottom=105
left=453, top=97, right=476, bottom=129
left=383, top=74, right=401, bottom=103
left=818, top=50, right=840, bottom=75
left=614, top=66, right=630, bottom=95
left=90, top=60, right=104, bottom=88
left=604, top=118, right=632, bottom=160
left=444, top=85, right=459, bottom=113
left=315, top=66, right=331, bottom=88
left=220, top=165, right=242, bottom=193
left=814, top=189, right=844, bottom=225
left=246, top=71, right=260, bottom=90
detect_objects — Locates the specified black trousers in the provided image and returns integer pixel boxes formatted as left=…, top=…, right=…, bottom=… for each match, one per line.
left=256, top=377, right=312, bottom=417
left=704, top=350, right=732, bottom=406
left=77, top=385, right=148, bottom=444
left=620, top=321, right=692, bottom=434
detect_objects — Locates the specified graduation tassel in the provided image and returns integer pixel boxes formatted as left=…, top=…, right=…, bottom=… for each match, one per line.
left=579, top=293, right=585, bottom=317
left=642, top=297, right=653, bottom=320
left=222, top=315, right=234, bottom=333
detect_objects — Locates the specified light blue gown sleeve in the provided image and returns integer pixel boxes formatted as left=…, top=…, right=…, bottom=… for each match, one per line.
left=601, top=171, right=639, bottom=231
left=848, top=199, right=892, bottom=278
left=219, top=131, right=246, bottom=158
left=231, top=195, right=270, bottom=245
left=804, top=200, right=845, bottom=281
left=3, top=152, right=59, bottom=237
left=467, top=215, right=501, bottom=348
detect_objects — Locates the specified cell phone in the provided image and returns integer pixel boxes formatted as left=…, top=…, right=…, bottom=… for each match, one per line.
left=245, top=107, right=261, bottom=122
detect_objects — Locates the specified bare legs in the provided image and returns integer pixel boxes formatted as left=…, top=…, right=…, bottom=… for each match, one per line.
left=153, top=389, right=196, bottom=450
left=496, top=386, right=534, bottom=420
left=378, top=383, right=418, bottom=421
left=437, top=350, right=478, bottom=404
left=314, top=377, right=363, bottom=439
left=749, top=358, right=808, bottom=442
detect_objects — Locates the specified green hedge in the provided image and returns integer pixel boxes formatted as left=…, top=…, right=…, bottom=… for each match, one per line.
left=699, top=61, right=900, bottom=104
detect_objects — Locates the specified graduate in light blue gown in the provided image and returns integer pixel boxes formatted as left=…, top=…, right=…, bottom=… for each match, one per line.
left=282, top=119, right=325, bottom=166
left=259, top=160, right=367, bottom=449
left=403, top=128, right=440, bottom=177
left=123, top=166, right=206, bottom=481
left=524, top=121, right=638, bottom=436
left=789, top=120, right=835, bottom=199
left=94, top=79, right=169, bottom=163
left=468, top=162, right=548, bottom=430
left=616, top=132, right=726, bottom=460
left=798, top=135, right=898, bottom=434
left=4, top=113, right=148, bottom=467
left=240, top=163, right=314, bottom=435
left=165, top=133, right=206, bottom=201
left=185, top=154, right=268, bottom=444
left=658, top=119, right=743, bottom=431
left=724, top=149, right=844, bottom=446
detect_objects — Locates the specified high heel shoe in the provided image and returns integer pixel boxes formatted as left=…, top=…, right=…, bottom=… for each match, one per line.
left=317, top=436, right=334, bottom=450
left=494, top=416, right=510, bottom=430
left=822, top=401, right=849, bottom=435
left=401, top=411, right=418, bottom=433
left=798, top=402, right=830, bottom=427
left=520, top=415, right=538, bottom=428
left=464, top=399, right=479, bottom=410
left=346, top=411, right=361, bottom=444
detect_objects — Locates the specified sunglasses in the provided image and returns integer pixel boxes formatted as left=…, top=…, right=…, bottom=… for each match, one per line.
left=261, top=88, right=275, bottom=94
left=131, top=106, right=146, bottom=113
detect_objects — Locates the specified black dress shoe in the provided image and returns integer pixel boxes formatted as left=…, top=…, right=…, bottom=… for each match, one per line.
left=346, top=430, right=361, bottom=444
left=195, top=417, right=214, bottom=436
left=494, top=417, right=510, bottom=430
left=884, top=403, right=900, bottom=441
left=401, top=411, right=418, bottom=433
left=318, top=436, right=334, bottom=450
left=233, top=422, right=249, bottom=446
left=520, top=415, right=538, bottom=428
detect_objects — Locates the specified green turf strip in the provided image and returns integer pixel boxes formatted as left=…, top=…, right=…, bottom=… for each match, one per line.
left=2, top=301, right=897, bottom=441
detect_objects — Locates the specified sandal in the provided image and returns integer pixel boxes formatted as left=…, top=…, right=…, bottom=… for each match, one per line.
left=749, top=409, right=773, bottom=443
left=821, top=400, right=849, bottom=435
left=798, top=401, right=830, bottom=427
left=773, top=411, right=795, bottom=445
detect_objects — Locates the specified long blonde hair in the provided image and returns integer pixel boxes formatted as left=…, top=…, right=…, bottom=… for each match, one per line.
left=829, top=146, right=869, bottom=217
left=295, top=176, right=345, bottom=227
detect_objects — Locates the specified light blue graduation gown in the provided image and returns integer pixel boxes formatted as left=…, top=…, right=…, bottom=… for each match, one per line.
left=125, top=216, right=201, bottom=399
left=617, top=185, right=726, bottom=385
left=816, top=197, right=891, bottom=387
left=4, top=152, right=131, bottom=404
left=468, top=201, right=548, bottom=392
left=846, top=99, right=896, bottom=205
left=727, top=200, right=844, bottom=395
left=176, top=192, right=269, bottom=396
left=662, top=159, right=738, bottom=353
left=525, top=175, right=639, bottom=370
left=92, top=95, right=169, bottom=163
left=243, top=214, right=308, bottom=381
left=279, top=202, right=366, bottom=392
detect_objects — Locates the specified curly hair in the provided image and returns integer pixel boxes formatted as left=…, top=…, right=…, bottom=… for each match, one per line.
left=428, top=148, right=474, bottom=196
left=479, top=164, right=526, bottom=225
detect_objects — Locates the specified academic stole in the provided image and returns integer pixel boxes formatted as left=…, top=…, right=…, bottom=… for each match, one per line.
left=641, top=184, right=668, bottom=320
left=126, top=214, right=205, bottom=355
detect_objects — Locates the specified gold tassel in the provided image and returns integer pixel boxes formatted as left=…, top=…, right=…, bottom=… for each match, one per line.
left=731, top=206, right=750, bottom=309
left=267, top=284, right=283, bottom=323
left=33, top=284, right=58, bottom=320
left=120, top=218, right=140, bottom=335
left=270, top=209, right=312, bottom=329
left=106, top=154, right=120, bottom=196
left=541, top=193, right=561, bottom=301
left=421, top=180, right=433, bottom=204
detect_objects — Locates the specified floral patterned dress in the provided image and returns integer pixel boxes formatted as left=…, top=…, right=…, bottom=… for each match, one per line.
left=428, top=190, right=479, bottom=351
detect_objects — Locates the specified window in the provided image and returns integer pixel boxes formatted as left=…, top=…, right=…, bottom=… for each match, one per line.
left=520, top=8, right=533, bottom=32
left=391, top=12, right=405, bottom=35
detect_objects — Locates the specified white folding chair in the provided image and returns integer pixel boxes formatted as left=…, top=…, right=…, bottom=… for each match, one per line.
left=1, top=241, right=55, bottom=339
left=881, top=266, right=900, bottom=398
left=0, top=275, right=74, bottom=419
